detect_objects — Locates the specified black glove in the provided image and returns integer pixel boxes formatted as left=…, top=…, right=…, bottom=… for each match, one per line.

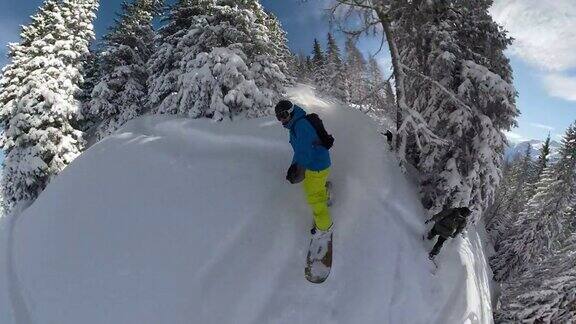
left=286, top=164, right=296, bottom=181
left=286, top=163, right=304, bottom=184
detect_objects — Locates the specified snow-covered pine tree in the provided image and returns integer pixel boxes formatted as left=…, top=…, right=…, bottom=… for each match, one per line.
left=384, top=73, right=399, bottom=130
left=485, top=158, right=514, bottom=244
left=263, top=11, right=294, bottom=84
left=495, top=233, right=576, bottom=323
left=243, top=1, right=292, bottom=114
left=366, top=56, right=385, bottom=90
left=79, top=49, right=101, bottom=110
left=382, top=76, right=396, bottom=126
left=0, top=1, right=54, bottom=120
left=0, top=41, right=32, bottom=143
left=305, top=56, right=315, bottom=81
left=523, top=134, right=552, bottom=201
left=311, top=38, right=327, bottom=90
left=0, top=0, right=98, bottom=210
left=147, top=0, right=210, bottom=114
left=344, top=37, right=367, bottom=104
left=294, top=53, right=312, bottom=82
left=488, top=135, right=553, bottom=244
left=391, top=0, right=518, bottom=216
left=485, top=145, right=533, bottom=248
left=241, top=0, right=294, bottom=93
left=319, top=33, right=347, bottom=101
left=148, top=0, right=289, bottom=120
left=535, top=134, right=552, bottom=177
left=78, top=48, right=101, bottom=132
left=88, top=0, right=160, bottom=141
left=508, top=145, right=536, bottom=215
left=491, top=124, right=576, bottom=281
left=0, top=0, right=62, bottom=132
left=363, top=56, right=395, bottom=127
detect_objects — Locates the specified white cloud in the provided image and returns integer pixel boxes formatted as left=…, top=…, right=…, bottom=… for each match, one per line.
left=490, top=0, right=576, bottom=72
left=491, top=1, right=576, bottom=102
left=543, top=73, right=576, bottom=102
left=504, top=130, right=525, bottom=143
left=528, top=122, right=555, bottom=131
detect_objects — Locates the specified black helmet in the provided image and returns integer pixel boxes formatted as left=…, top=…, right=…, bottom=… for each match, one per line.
left=275, top=100, right=294, bottom=120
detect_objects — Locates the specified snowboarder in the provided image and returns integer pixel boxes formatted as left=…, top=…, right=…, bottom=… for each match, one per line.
left=276, top=99, right=333, bottom=234
left=276, top=99, right=334, bottom=283
left=383, top=130, right=393, bottom=149
left=424, top=207, right=471, bottom=259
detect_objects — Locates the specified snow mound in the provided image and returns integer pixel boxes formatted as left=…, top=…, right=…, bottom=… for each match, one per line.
left=0, top=85, right=494, bottom=323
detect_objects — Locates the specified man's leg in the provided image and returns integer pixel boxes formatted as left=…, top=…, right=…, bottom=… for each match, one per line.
left=303, top=168, right=332, bottom=231
left=426, top=228, right=437, bottom=240
left=430, top=236, right=447, bottom=257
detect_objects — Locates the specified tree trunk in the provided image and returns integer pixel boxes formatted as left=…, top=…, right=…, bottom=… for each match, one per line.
left=375, top=8, right=406, bottom=152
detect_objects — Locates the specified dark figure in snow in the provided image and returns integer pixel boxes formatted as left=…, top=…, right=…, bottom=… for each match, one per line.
left=425, top=207, right=471, bottom=259
left=384, top=130, right=393, bottom=149
left=275, top=100, right=333, bottom=235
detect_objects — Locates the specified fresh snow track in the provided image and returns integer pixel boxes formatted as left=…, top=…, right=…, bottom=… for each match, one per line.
left=0, top=85, right=494, bottom=323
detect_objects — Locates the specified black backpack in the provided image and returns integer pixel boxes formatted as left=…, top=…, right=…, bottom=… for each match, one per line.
left=305, top=113, right=334, bottom=150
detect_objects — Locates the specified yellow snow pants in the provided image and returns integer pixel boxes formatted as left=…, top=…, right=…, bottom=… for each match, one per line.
left=303, top=168, right=332, bottom=231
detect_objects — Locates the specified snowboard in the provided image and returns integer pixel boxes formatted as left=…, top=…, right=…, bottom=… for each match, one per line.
left=305, top=229, right=333, bottom=284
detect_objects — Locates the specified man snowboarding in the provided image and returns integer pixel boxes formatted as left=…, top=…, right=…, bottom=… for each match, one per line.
left=275, top=99, right=333, bottom=283
left=424, top=206, right=471, bottom=260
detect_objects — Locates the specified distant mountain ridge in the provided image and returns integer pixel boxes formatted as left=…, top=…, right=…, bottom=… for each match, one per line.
left=505, top=139, right=561, bottom=162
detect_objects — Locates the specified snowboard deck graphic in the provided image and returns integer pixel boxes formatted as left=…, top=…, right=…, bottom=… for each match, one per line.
left=305, top=231, right=333, bottom=284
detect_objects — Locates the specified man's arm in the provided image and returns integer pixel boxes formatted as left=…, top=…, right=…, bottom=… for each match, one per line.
left=453, top=217, right=468, bottom=237
left=425, top=208, right=452, bottom=224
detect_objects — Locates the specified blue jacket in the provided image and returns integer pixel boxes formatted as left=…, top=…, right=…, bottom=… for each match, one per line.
left=284, top=105, right=331, bottom=171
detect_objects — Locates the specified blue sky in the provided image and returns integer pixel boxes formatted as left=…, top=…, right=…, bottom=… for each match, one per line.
left=0, top=0, right=575, bottom=144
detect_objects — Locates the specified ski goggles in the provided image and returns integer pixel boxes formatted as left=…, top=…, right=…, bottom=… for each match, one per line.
left=275, top=106, right=293, bottom=121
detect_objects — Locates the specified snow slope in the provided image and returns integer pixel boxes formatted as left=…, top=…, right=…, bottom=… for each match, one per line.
left=0, top=85, right=494, bottom=323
